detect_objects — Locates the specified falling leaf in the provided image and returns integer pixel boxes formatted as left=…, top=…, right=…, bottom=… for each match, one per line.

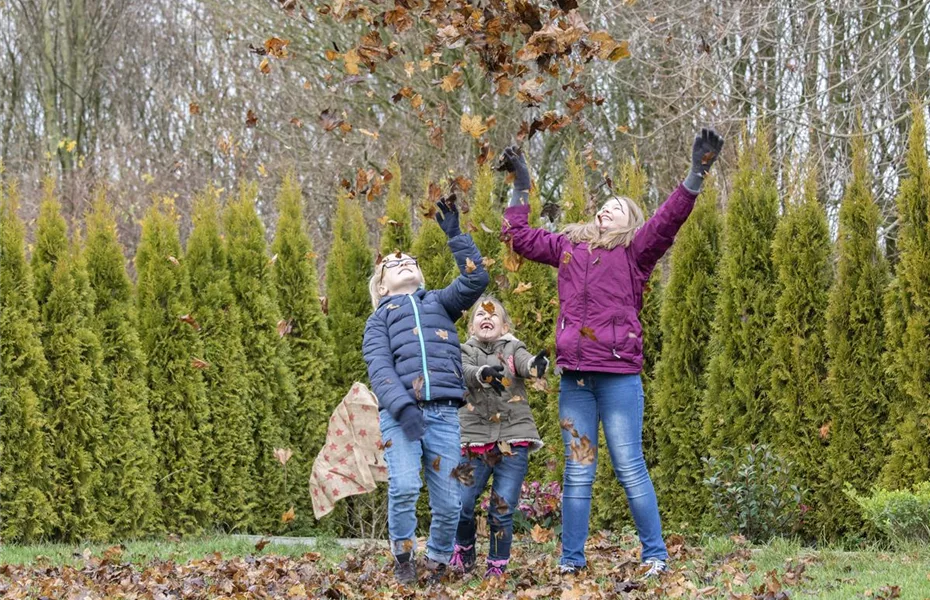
left=530, top=524, right=554, bottom=543
left=491, top=489, right=509, bottom=514
left=577, top=378, right=585, bottom=387
left=432, top=456, right=442, bottom=471
left=489, top=412, right=502, bottom=423
left=281, top=507, right=295, bottom=524
left=179, top=314, right=201, bottom=331
left=245, top=109, right=258, bottom=128
left=189, top=103, right=201, bottom=115
left=440, top=71, right=464, bottom=92
left=465, top=257, right=478, bottom=274
left=701, top=150, right=718, bottom=165
left=466, top=402, right=475, bottom=412
left=191, top=358, right=210, bottom=369
left=460, top=113, right=489, bottom=138
left=386, top=303, right=400, bottom=310
left=319, top=296, right=329, bottom=315
left=277, top=319, right=292, bottom=337
left=819, top=422, right=831, bottom=440
left=358, top=128, right=380, bottom=139
left=508, top=395, right=525, bottom=403
left=259, top=58, right=271, bottom=74
left=264, top=37, right=290, bottom=58
left=500, top=377, right=512, bottom=387
left=254, top=538, right=270, bottom=551
left=562, top=252, right=573, bottom=264
left=343, top=48, right=360, bottom=74
left=580, top=327, right=597, bottom=341
left=167, top=255, right=181, bottom=266
left=503, top=248, right=523, bottom=272
left=498, top=441, right=513, bottom=455
left=273, top=447, right=293, bottom=466
left=412, top=375, right=425, bottom=401
left=481, top=301, right=496, bottom=314
left=436, top=329, right=449, bottom=340
left=513, top=281, right=534, bottom=295
left=569, top=434, right=595, bottom=465
left=450, top=462, right=475, bottom=486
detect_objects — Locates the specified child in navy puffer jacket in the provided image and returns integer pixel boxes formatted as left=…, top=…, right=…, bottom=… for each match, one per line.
left=362, top=198, right=489, bottom=586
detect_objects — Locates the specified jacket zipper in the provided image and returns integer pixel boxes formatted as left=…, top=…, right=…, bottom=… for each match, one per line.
left=408, top=294, right=431, bottom=401
left=576, top=248, right=591, bottom=369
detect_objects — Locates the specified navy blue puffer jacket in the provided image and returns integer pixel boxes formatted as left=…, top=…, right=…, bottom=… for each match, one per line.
left=363, top=234, right=489, bottom=420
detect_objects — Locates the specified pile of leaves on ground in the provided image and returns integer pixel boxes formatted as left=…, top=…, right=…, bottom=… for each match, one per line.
left=0, top=533, right=820, bottom=599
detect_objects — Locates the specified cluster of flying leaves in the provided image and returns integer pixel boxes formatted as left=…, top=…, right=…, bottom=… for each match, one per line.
left=0, top=533, right=823, bottom=599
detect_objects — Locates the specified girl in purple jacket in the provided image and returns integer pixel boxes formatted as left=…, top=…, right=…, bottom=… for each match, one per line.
left=498, top=129, right=724, bottom=577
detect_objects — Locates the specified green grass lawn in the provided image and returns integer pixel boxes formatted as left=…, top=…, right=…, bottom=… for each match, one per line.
left=1, top=533, right=928, bottom=599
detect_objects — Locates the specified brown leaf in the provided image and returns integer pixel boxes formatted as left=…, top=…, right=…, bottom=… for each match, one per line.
left=189, top=103, right=201, bottom=115
left=254, top=538, right=270, bottom=551
left=508, top=395, right=525, bottom=403
left=264, top=37, right=290, bottom=58
left=513, top=281, right=534, bottom=294
left=580, top=327, right=597, bottom=341
left=490, top=489, right=509, bottom=514
left=569, top=434, right=595, bottom=465
left=465, top=257, right=478, bottom=274
left=319, top=296, right=329, bottom=315
left=431, top=456, right=442, bottom=471
left=259, top=58, right=271, bottom=74
left=530, top=524, right=554, bottom=543
left=701, top=150, right=718, bottom=165
left=450, top=462, right=475, bottom=486
left=281, top=507, right=295, bottom=524
left=489, top=412, right=502, bottom=423
left=460, top=113, right=489, bottom=138
left=246, top=109, right=258, bottom=128
left=819, top=421, right=831, bottom=440
left=436, top=329, right=449, bottom=340
left=167, top=255, right=181, bottom=266
left=277, top=319, right=293, bottom=337
left=503, top=247, right=523, bottom=272
left=179, top=314, right=201, bottom=331
left=412, top=375, right=425, bottom=401
left=191, top=357, right=210, bottom=369
left=562, top=251, right=573, bottom=264
left=481, top=301, right=497, bottom=314
left=498, top=441, right=513, bottom=455
left=273, top=447, right=293, bottom=466
left=412, top=327, right=419, bottom=336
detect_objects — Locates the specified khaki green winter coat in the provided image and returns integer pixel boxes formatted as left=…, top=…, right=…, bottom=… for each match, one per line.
left=459, top=334, right=543, bottom=452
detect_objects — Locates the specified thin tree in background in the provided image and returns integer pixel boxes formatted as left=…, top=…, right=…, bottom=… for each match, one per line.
left=225, top=182, right=299, bottom=532
left=378, top=159, right=414, bottom=255
left=0, top=177, right=57, bottom=542
left=652, top=180, right=721, bottom=527
left=703, top=131, right=779, bottom=454
left=823, top=133, right=890, bottom=537
left=326, top=191, right=374, bottom=396
left=768, top=171, right=832, bottom=537
left=881, top=104, right=930, bottom=489
left=186, top=186, right=256, bottom=532
left=272, top=174, right=336, bottom=524
left=32, top=183, right=110, bottom=541
left=84, top=189, right=159, bottom=538
left=464, top=165, right=503, bottom=299
left=136, top=199, right=212, bottom=534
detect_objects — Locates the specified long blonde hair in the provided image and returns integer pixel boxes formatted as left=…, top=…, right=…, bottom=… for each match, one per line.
left=561, top=196, right=645, bottom=250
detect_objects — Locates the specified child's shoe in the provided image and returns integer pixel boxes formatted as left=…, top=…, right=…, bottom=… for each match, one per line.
left=393, top=553, right=416, bottom=585
left=423, top=558, right=448, bottom=585
left=484, top=559, right=508, bottom=578
left=449, top=544, right=476, bottom=573
left=558, top=563, right=586, bottom=577
left=641, top=558, right=668, bottom=578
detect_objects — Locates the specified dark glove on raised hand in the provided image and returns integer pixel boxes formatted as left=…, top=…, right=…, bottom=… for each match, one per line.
left=398, top=403, right=425, bottom=442
left=497, top=145, right=531, bottom=206
left=479, top=364, right=507, bottom=395
left=530, top=350, right=549, bottom=378
left=683, top=128, right=725, bottom=194
left=435, top=197, right=461, bottom=238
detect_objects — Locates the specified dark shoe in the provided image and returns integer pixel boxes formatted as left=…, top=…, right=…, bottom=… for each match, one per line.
left=485, top=559, right=508, bottom=578
left=449, top=544, right=476, bottom=573
left=393, top=553, right=416, bottom=585
left=423, top=558, right=448, bottom=585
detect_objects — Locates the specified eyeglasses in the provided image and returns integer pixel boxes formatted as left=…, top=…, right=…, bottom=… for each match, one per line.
left=379, top=257, right=418, bottom=284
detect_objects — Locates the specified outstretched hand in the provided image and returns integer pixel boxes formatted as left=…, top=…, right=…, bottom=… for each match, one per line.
left=479, top=364, right=507, bottom=395
left=684, top=128, right=725, bottom=193
left=435, top=196, right=461, bottom=238
left=497, top=145, right=531, bottom=192
left=530, top=350, right=549, bottom=378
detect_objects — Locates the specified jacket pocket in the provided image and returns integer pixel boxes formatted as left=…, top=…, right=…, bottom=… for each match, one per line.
left=611, top=315, right=642, bottom=359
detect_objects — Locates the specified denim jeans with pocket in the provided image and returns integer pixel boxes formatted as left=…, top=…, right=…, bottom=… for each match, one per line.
left=559, top=372, right=667, bottom=567
left=379, top=402, right=462, bottom=564
left=456, top=445, right=529, bottom=562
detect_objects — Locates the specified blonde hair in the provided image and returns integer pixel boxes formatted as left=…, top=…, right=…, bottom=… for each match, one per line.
left=368, top=254, right=425, bottom=310
left=468, top=295, right=513, bottom=335
left=561, top=196, right=645, bottom=250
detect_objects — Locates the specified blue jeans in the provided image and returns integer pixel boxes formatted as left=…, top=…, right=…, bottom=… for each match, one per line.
left=456, top=446, right=529, bottom=562
left=559, top=372, right=667, bottom=566
left=379, top=403, right=462, bottom=564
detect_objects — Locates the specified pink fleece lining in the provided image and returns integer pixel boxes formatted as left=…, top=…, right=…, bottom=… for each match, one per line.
left=462, top=441, right=530, bottom=456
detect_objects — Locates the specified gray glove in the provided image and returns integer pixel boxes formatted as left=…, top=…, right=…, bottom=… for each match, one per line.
left=683, top=128, right=725, bottom=194
left=397, top=404, right=425, bottom=442
left=497, top=145, right=531, bottom=206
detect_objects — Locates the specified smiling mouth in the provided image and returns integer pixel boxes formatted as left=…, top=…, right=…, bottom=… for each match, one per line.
left=480, top=322, right=495, bottom=331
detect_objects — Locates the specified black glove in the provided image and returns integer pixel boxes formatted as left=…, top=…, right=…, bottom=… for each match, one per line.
left=398, top=404, right=425, bottom=442
left=497, top=145, right=531, bottom=206
left=479, top=365, right=507, bottom=395
left=683, top=128, right=725, bottom=193
left=435, top=197, right=461, bottom=238
left=530, top=350, right=549, bottom=378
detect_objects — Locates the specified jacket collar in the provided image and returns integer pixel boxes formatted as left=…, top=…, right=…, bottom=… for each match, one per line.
left=467, top=333, right=517, bottom=351
left=377, top=289, right=426, bottom=309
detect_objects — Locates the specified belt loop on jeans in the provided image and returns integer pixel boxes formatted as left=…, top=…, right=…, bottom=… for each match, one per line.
left=417, top=399, right=460, bottom=408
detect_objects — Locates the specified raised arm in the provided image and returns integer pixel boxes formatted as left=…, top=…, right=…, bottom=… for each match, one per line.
left=630, top=128, right=724, bottom=278
left=434, top=198, right=490, bottom=318
left=499, top=145, right=567, bottom=267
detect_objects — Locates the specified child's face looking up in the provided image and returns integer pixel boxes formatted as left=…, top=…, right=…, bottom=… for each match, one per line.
left=596, top=198, right=631, bottom=233
left=378, top=254, right=424, bottom=298
left=471, top=303, right=508, bottom=342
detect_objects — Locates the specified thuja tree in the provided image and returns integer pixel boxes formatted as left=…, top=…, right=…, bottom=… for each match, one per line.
left=84, top=190, right=159, bottom=538
left=225, top=182, right=300, bottom=532
left=0, top=179, right=57, bottom=542
left=703, top=131, right=779, bottom=454
left=136, top=199, right=212, bottom=534
left=561, top=143, right=588, bottom=225
left=823, top=134, right=890, bottom=537
left=272, top=174, right=335, bottom=464
left=33, top=185, right=109, bottom=541
left=186, top=186, right=256, bottom=532
left=326, top=191, right=374, bottom=395
left=881, top=104, right=930, bottom=489
left=768, top=172, right=832, bottom=535
left=379, top=159, right=414, bottom=255
left=652, top=181, right=721, bottom=527
left=464, top=165, right=503, bottom=298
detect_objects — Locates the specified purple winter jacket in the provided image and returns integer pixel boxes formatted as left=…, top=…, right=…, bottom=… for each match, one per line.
left=502, top=184, right=699, bottom=374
